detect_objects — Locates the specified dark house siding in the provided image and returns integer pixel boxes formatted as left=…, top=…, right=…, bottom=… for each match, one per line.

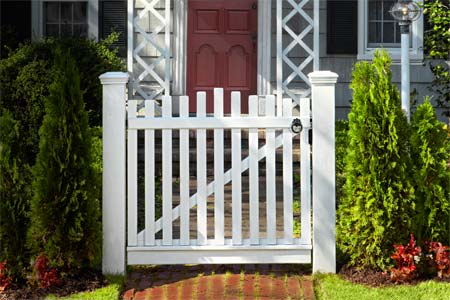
left=1, top=0, right=31, bottom=56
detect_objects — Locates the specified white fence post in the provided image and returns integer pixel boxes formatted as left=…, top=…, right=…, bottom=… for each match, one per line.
left=99, top=72, right=129, bottom=275
left=308, top=71, right=338, bottom=273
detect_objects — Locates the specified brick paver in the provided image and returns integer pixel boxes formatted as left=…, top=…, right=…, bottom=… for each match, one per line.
left=258, top=275, right=272, bottom=298
left=122, top=265, right=314, bottom=300
left=225, top=274, right=241, bottom=298
left=301, top=277, right=315, bottom=300
left=287, top=276, right=302, bottom=299
left=271, top=278, right=287, bottom=299
left=166, top=283, right=179, bottom=300
left=210, top=275, right=225, bottom=297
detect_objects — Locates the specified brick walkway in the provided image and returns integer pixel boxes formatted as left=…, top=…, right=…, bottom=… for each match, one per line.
left=122, top=265, right=315, bottom=300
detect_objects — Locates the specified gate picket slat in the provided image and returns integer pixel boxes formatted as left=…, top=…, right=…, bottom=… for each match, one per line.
left=300, top=98, right=312, bottom=244
left=127, top=101, right=138, bottom=246
left=231, top=92, right=242, bottom=245
left=145, top=101, right=155, bottom=246
left=197, top=92, right=207, bottom=245
left=283, top=98, right=293, bottom=243
left=266, top=95, right=277, bottom=244
left=214, top=89, right=225, bottom=245
left=162, top=96, right=173, bottom=245
left=179, top=96, right=190, bottom=245
left=249, top=96, right=259, bottom=245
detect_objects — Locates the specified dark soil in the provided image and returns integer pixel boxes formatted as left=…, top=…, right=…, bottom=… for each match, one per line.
left=339, top=265, right=450, bottom=287
left=0, top=269, right=107, bottom=300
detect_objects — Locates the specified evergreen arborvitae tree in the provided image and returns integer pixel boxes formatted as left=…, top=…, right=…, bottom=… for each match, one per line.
left=27, top=49, right=101, bottom=271
left=410, top=99, right=450, bottom=244
left=337, top=50, right=414, bottom=270
left=0, top=110, right=31, bottom=281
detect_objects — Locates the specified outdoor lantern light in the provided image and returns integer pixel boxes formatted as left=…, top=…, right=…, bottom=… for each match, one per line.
left=389, top=0, right=422, bottom=122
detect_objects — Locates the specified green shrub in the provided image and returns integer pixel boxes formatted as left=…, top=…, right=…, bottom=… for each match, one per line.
left=337, top=50, right=414, bottom=270
left=423, top=0, right=450, bottom=118
left=27, top=50, right=101, bottom=271
left=0, top=111, right=32, bottom=281
left=335, top=120, right=349, bottom=206
left=410, top=99, right=450, bottom=244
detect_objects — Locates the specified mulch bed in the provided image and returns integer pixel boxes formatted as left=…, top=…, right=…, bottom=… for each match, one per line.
left=1, top=269, right=107, bottom=300
left=339, top=265, right=450, bottom=287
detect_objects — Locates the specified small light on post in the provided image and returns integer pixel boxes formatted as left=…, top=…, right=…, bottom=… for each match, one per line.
left=389, top=0, right=422, bottom=122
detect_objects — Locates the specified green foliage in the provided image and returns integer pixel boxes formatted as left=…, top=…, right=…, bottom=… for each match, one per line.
left=314, top=273, right=450, bottom=300
left=0, top=111, right=32, bottom=281
left=410, top=99, right=450, bottom=244
left=335, top=120, right=349, bottom=206
left=423, top=0, right=450, bottom=118
left=0, top=35, right=124, bottom=160
left=0, top=36, right=121, bottom=276
left=27, top=50, right=101, bottom=271
left=337, top=50, right=414, bottom=270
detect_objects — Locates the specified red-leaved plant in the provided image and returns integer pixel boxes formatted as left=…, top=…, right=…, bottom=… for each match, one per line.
left=390, top=234, right=422, bottom=283
left=0, top=261, right=12, bottom=292
left=32, top=254, right=61, bottom=288
left=427, top=242, right=450, bottom=278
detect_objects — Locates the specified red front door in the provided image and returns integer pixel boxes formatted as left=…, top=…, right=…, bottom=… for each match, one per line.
left=187, top=0, right=257, bottom=113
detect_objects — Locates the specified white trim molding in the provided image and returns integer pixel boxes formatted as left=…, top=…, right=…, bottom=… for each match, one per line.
left=357, top=0, right=423, bottom=63
left=31, top=0, right=99, bottom=41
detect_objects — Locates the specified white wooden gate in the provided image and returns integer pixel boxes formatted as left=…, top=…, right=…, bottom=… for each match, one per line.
left=126, top=89, right=311, bottom=264
left=100, top=71, right=338, bottom=274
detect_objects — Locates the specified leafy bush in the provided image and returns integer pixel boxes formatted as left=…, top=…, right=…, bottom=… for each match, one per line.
left=0, top=261, right=12, bottom=291
left=410, top=99, right=450, bottom=244
left=335, top=120, right=349, bottom=206
left=427, top=242, right=450, bottom=278
left=30, top=254, right=61, bottom=288
left=0, top=34, right=124, bottom=165
left=27, top=50, right=101, bottom=271
left=390, top=234, right=422, bottom=283
left=337, top=50, right=414, bottom=270
left=0, top=111, right=32, bottom=281
left=423, top=0, right=450, bottom=118
left=0, top=35, right=121, bottom=278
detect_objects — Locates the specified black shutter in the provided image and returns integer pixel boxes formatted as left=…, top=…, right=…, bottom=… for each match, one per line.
left=100, top=0, right=127, bottom=56
left=327, top=0, right=358, bottom=55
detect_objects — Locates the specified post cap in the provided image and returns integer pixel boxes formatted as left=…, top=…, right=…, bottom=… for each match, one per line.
left=308, top=71, right=339, bottom=85
left=99, top=72, right=129, bottom=85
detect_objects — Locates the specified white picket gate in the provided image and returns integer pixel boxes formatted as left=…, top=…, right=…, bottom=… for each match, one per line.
left=126, top=89, right=312, bottom=265
left=100, top=71, right=338, bottom=274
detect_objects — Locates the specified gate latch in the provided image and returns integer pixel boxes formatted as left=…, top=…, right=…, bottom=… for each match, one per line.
left=290, top=118, right=303, bottom=133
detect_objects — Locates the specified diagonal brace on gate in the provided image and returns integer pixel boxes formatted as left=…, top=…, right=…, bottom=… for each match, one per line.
left=146, top=106, right=311, bottom=235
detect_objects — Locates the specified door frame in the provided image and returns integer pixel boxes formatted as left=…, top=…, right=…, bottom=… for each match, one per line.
left=172, top=0, right=271, bottom=97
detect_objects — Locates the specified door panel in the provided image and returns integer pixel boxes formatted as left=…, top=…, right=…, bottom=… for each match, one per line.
left=195, top=45, right=218, bottom=87
left=187, top=0, right=257, bottom=113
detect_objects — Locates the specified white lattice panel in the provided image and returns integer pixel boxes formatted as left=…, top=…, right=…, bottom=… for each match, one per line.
left=276, top=0, right=319, bottom=111
left=128, top=0, right=171, bottom=99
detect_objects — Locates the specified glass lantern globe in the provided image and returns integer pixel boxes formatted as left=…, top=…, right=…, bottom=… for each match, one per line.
left=389, top=1, right=421, bottom=23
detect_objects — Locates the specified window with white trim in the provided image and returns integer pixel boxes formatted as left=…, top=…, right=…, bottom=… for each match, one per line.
left=358, top=0, right=423, bottom=62
left=32, top=0, right=98, bottom=40
left=44, top=1, right=88, bottom=37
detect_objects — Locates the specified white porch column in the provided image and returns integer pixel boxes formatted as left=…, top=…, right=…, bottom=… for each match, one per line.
left=308, top=71, right=338, bottom=274
left=99, top=72, right=129, bottom=275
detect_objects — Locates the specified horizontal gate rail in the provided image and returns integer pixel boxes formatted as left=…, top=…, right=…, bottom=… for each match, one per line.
left=128, top=116, right=310, bottom=130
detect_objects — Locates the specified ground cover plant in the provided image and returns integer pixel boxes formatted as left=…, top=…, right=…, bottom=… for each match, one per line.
left=314, top=273, right=450, bottom=300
